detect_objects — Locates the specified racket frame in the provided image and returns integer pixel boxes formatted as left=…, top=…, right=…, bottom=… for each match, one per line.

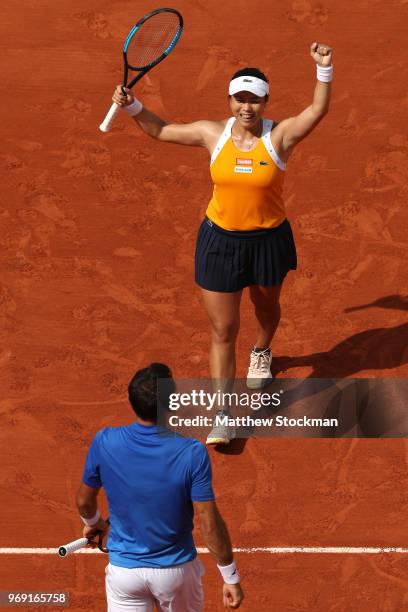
left=99, top=8, right=183, bottom=132
left=123, top=8, right=184, bottom=88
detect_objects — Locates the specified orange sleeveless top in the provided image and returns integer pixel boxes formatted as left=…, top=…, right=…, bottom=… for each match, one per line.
left=205, top=118, right=287, bottom=231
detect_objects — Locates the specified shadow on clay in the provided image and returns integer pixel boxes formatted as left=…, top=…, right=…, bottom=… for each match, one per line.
left=344, top=294, right=408, bottom=314
left=273, top=294, right=408, bottom=378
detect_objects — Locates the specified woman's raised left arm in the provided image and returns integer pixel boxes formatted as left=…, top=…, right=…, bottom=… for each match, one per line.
left=278, top=42, right=333, bottom=152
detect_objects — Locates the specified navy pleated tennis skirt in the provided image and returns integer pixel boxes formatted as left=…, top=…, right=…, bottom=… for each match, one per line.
left=195, top=217, right=297, bottom=292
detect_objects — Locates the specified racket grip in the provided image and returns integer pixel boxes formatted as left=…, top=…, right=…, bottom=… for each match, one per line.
left=99, top=102, right=121, bottom=132
left=58, top=537, right=90, bottom=557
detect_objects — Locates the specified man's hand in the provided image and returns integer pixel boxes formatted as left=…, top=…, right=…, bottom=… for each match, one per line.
left=82, top=517, right=109, bottom=542
left=310, top=42, right=333, bottom=66
left=223, top=583, right=244, bottom=609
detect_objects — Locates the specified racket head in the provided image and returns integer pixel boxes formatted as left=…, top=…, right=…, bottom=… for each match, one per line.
left=123, top=8, right=183, bottom=78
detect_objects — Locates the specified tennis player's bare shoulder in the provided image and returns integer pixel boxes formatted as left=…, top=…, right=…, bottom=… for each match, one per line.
left=270, top=120, right=291, bottom=164
left=199, top=119, right=228, bottom=153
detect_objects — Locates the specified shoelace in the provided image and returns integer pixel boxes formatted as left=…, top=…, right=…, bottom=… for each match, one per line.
left=249, top=350, right=271, bottom=373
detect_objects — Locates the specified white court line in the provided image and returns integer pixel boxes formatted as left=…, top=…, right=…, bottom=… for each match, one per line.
left=1, top=547, right=408, bottom=555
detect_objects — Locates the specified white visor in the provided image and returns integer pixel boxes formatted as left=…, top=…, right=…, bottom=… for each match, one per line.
left=229, top=76, right=269, bottom=98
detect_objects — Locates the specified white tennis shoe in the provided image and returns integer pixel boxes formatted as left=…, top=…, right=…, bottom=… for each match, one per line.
left=206, top=411, right=235, bottom=445
left=247, top=347, right=273, bottom=389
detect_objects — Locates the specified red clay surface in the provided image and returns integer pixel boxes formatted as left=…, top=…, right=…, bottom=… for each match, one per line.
left=1, top=0, right=408, bottom=609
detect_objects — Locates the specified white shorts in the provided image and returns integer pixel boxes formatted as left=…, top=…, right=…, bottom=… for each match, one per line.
left=105, top=558, right=205, bottom=612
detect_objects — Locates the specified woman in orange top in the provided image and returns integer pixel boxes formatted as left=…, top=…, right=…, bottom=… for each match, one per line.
left=112, top=42, right=333, bottom=444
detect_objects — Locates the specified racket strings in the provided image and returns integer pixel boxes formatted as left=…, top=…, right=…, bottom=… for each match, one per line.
left=126, top=13, right=181, bottom=69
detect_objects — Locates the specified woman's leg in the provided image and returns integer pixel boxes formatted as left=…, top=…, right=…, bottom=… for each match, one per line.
left=246, top=284, right=282, bottom=389
left=200, top=288, right=242, bottom=445
left=249, top=284, right=282, bottom=350
left=200, top=288, right=243, bottom=387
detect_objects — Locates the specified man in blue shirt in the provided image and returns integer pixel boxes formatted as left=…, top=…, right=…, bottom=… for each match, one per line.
left=76, top=363, right=244, bottom=611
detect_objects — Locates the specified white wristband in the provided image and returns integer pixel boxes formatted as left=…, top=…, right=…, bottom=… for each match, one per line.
left=217, top=561, right=240, bottom=585
left=316, top=64, right=333, bottom=83
left=80, top=510, right=100, bottom=526
left=124, top=97, right=143, bottom=116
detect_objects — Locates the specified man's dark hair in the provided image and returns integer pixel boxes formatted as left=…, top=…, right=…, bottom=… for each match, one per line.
left=128, top=363, right=175, bottom=422
left=230, top=67, right=269, bottom=101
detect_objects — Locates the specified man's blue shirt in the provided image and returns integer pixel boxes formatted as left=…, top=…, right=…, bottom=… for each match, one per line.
left=82, top=423, right=214, bottom=568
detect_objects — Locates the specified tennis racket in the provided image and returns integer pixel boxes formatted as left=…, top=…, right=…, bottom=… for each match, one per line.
left=99, top=8, right=183, bottom=132
left=58, top=519, right=110, bottom=557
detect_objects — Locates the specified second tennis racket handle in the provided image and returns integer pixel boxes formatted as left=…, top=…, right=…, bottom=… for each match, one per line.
left=58, top=537, right=89, bottom=557
left=99, top=102, right=121, bottom=132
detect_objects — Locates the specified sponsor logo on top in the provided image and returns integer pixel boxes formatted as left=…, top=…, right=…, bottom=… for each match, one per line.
left=234, top=157, right=253, bottom=173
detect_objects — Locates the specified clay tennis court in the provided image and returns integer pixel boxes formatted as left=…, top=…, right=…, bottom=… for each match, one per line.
left=1, top=0, right=407, bottom=609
